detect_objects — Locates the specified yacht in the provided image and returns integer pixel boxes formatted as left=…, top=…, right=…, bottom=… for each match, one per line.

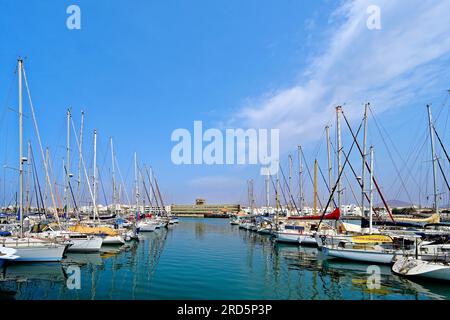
left=393, top=256, right=450, bottom=281
left=137, top=219, right=157, bottom=232
left=0, top=237, right=68, bottom=262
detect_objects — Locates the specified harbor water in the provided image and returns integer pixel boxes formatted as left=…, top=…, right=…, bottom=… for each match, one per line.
left=0, top=218, right=449, bottom=300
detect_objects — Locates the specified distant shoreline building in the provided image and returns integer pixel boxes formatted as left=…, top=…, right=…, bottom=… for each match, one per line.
left=170, top=199, right=240, bottom=217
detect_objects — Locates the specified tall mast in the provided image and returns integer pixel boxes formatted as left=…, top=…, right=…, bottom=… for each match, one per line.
left=361, top=103, right=368, bottom=217
left=77, top=111, right=84, bottom=208
left=149, top=166, right=154, bottom=211
left=325, top=126, right=333, bottom=206
left=62, top=159, right=65, bottom=215
left=25, top=140, right=31, bottom=215
left=336, top=106, right=343, bottom=211
left=247, top=179, right=254, bottom=214
left=265, top=170, right=270, bottom=209
left=288, top=154, right=293, bottom=213
left=44, top=147, right=49, bottom=210
left=134, top=152, right=139, bottom=217
left=66, top=108, right=71, bottom=217
left=148, top=173, right=154, bottom=213
left=18, top=58, right=24, bottom=237
left=314, top=159, right=318, bottom=214
left=140, top=169, right=145, bottom=210
left=93, top=129, right=98, bottom=220
left=275, top=162, right=280, bottom=227
left=427, top=105, right=439, bottom=215
left=298, top=146, right=303, bottom=213
left=369, top=145, right=374, bottom=234
left=110, top=137, right=116, bottom=214
left=247, top=179, right=251, bottom=209
left=250, top=179, right=255, bottom=213
left=22, top=62, right=60, bottom=225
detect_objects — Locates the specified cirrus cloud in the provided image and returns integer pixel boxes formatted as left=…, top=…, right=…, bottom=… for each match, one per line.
left=235, top=0, right=450, bottom=151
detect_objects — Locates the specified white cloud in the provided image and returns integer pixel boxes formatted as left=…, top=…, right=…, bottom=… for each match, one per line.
left=236, top=0, right=450, bottom=151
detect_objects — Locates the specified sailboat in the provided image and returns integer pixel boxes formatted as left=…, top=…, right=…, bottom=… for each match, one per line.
left=392, top=256, right=450, bottom=281
left=67, top=128, right=124, bottom=245
left=27, top=110, right=104, bottom=252
left=169, top=217, right=179, bottom=224
left=133, top=153, right=157, bottom=233
left=389, top=105, right=450, bottom=267
left=29, top=221, right=103, bottom=253
left=391, top=213, right=440, bottom=224
left=2, top=59, right=68, bottom=262
left=321, top=234, right=418, bottom=264
left=275, top=159, right=339, bottom=245
left=68, top=224, right=124, bottom=244
left=322, top=105, right=449, bottom=265
left=319, top=143, right=415, bottom=264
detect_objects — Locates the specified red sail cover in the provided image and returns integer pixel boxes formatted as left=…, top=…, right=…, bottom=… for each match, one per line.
left=288, top=208, right=340, bottom=220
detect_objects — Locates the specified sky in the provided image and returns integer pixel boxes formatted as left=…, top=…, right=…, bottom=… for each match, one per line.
left=0, top=0, right=449, bottom=208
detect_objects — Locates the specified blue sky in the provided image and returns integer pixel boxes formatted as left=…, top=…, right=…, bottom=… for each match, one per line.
left=0, top=0, right=449, bottom=208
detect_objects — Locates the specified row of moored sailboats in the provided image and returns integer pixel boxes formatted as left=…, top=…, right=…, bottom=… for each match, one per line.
left=232, top=103, right=450, bottom=282
left=0, top=59, right=178, bottom=265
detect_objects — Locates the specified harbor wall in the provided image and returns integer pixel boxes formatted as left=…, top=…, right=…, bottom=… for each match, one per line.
left=171, top=199, right=240, bottom=217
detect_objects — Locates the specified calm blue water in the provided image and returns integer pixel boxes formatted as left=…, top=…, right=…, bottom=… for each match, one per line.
left=0, top=218, right=449, bottom=300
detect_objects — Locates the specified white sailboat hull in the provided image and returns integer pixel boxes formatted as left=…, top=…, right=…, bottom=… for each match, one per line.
left=322, top=246, right=395, bottom=264
left=67, top=236, right=103, bottom=252
left=392, top=257, right=450, bottom=281
left=137, top=222, right=157, bottom=232
left=102, top=235, right=125, bottom=245
left=298, top=235, right=318, bottom=246
left=31, top=231, right=103, bottom=253
left=275, top=231, right=300, bottom=244
left=1, top=238, right=67, bottom=262
left=15, top=246, right=66, bottom=262
left=2, top=244, right=66, bottom=262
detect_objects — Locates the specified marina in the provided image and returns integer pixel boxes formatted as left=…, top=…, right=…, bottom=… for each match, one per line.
left=0, top=58, right=448, bottom=299
left=0, top=0, right=449, bottom=306
left=1, top=218, right=449, bottom=300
